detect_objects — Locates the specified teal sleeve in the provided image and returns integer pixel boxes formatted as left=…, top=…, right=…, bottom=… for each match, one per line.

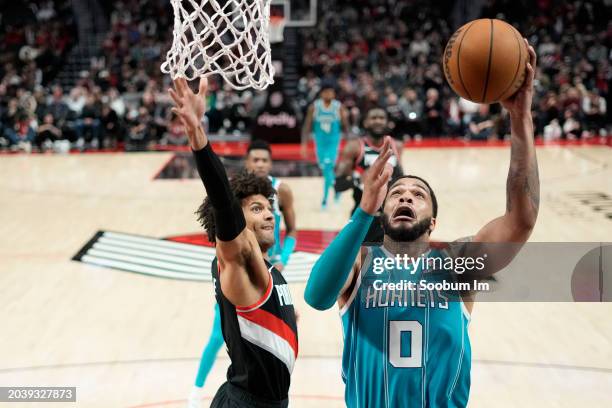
left=280, top=236, right=297, bottom=266
left=304, top=207, right=373, bottom=310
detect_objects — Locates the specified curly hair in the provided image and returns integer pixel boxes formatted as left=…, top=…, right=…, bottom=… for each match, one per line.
left=196, top=169, right=276, bottom=243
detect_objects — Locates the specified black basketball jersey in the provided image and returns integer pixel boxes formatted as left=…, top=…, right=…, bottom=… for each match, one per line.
left=211, top=257, right=298, bottom=402
left=352, top=137, right=403, bottom=210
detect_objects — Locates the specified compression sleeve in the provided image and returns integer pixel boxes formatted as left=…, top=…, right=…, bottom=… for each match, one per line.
left=192, top=143, right=246, bottom=241
left=280, top=235, right=297, bottom=266
left=304, top=207, right=373, bottom=310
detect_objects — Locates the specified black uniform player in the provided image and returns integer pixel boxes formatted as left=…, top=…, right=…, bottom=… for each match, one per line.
left=335, top=108, right=403, bottom=243
left=169, top=77, right=298, bottom=408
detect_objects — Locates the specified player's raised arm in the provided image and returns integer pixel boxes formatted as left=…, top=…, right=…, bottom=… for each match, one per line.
left=461, top=40, right=540, bottom=275
left=169, top=77, right=266, bottom=306
left=334, top=138, right=360, bottom=192
left=305, top=137, right=394, bottom=310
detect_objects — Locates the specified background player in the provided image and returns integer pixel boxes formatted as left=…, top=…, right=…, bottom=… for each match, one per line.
left=170, top=77, right=298, bottom=408
left=335, top=107, right=403, bottom=243
left=301, top=82, right=351, bottom=209
left=305, top=41, right=539, bottom=407
left=244, top=139, right=297, bottom=271
left=187, top=139, right=298, bottom=407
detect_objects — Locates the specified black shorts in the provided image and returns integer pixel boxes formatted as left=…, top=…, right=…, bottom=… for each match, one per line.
left=210, top=382, right=288, bottom=408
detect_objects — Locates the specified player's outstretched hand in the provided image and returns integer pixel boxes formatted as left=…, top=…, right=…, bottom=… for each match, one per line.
left=169, top=76, right=208, bottom=150
left=501, top=39, right=537, bottom=118
left=359, top=136, right=394, bottom=215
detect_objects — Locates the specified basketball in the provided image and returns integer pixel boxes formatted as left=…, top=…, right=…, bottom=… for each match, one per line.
left=443, top=18, right=529, bottom=104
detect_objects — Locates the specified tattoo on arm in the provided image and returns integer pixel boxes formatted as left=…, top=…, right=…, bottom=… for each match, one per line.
left=505, top=134, right=540, bottom=222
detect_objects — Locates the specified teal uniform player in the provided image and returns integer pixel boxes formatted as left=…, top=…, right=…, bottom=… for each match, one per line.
left=302, top=84, right=348, bottom=208
left=306, top=43, right=539, bottom=408
left=340, top=245, right=471, bottom=408
left=313, top=98, right=342, bottom=207
left=313, top=98, right=343, bottom=164
left=267, top=175, right=284, bottom=265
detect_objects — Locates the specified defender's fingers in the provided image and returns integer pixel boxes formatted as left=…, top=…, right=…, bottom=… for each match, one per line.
left=374, top=163, right=394, bottom=187
left=381, top=163, right=394, bottom=183
left=168, top=88, right=182, bottom=107
left=175, top=77, right=189, bottom=96
left=370, top=139, right=393, bottom=173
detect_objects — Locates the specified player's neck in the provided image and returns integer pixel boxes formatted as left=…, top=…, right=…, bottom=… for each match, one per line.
left=366, top=135, right=385, bottom=147
left=382, top=235, right=431, bottom=258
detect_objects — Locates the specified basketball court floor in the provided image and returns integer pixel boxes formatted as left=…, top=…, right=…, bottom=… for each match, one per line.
left=1, top=142, right=611, bottom=407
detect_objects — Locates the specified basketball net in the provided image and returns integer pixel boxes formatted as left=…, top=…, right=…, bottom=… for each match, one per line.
left=160, top=0, right=275, bottom=90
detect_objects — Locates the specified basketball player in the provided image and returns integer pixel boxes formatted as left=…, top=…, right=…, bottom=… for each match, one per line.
left=335, top=107, right=404, bottom=243
left=301, top=82, right=351, bottom=209
left=305, top=41, right=539, bottom=407
left=244, top=139, right=297, bottom=271
left=169, top=77, right=298, bottom=408
left=187, top=140, right=298, bottom=407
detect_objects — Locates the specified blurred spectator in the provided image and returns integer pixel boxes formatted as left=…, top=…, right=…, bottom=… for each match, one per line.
left=35, top=113, right=62, bottom=150
left=77, top=94, right=103, bottom=148
left=162, top=114, right=188, bottom=146
left=126, top=106, right=151, bottom=150
left=101, top=105, right=122, bottom=148
left=423, top=88, right=444, bottom=137
left=6, top=114, right=36, bottom=151
left=399, top=88, right=423, bottom=139
left=467, top=105, right=495, bottom=141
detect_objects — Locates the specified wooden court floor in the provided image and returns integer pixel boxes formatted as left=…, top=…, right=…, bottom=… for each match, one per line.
left=1, top=145, right=611, bottom=407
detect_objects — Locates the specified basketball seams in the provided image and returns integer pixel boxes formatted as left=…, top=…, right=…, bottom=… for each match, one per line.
left=481, top=19, right=495, bottom=103
left=456, top=21, right=477, bottom=102
left=493, top=24, right=524, bottom=102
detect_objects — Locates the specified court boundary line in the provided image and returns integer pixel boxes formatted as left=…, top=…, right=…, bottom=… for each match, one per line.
left=2, top=356, right=612, bottom=375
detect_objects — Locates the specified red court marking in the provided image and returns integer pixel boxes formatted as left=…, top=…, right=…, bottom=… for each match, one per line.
left=1, top=136, right=608, bottom=158
left=166, top=230, right=339, bottom=254
left=151, top=153, right=177, bottom=180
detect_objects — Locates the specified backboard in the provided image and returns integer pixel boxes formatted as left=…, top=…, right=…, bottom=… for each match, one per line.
left=271, top=0, right=317, bottom=27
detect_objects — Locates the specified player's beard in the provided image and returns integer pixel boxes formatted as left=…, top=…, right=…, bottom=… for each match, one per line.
left=367, top=126, right=387, bottom=139
left=381, top=214, right=432, bottom=242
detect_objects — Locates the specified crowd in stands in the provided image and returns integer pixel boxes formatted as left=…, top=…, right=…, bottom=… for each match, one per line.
left=0, top=0, right=610, bottom=152
left=298, top=0, right=610, bottom=141
left=0, top=0, right=259, bottom=152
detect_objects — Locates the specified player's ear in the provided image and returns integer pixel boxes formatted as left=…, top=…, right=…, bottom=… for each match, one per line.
left=428, top=218, right=437, bottom=235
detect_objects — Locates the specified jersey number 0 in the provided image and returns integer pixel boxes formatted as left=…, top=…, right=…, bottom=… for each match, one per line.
left=389, top=320, right=423, bottom=368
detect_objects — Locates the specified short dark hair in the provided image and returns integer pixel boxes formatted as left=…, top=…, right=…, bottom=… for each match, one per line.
left=385, top=175, right=438, bottom=218
left=196, top=170, right=276, bottom=243
left=247, top=139, right=271, bottom=156
left=320, top=79, right=337, bottom=92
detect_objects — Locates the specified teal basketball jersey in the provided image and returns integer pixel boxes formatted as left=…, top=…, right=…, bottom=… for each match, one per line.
left=267, top=175, right=283, bottom=264
left=312, top=99, right=342, bottom=164
left=340, top=245, right=471, bottom=408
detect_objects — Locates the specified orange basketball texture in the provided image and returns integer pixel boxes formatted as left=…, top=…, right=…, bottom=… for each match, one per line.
left=443, top=19, right=528, bottom=104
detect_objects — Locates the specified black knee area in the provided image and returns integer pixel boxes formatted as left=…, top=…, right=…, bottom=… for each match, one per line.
left=335, top=175, right=353, bottom=192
